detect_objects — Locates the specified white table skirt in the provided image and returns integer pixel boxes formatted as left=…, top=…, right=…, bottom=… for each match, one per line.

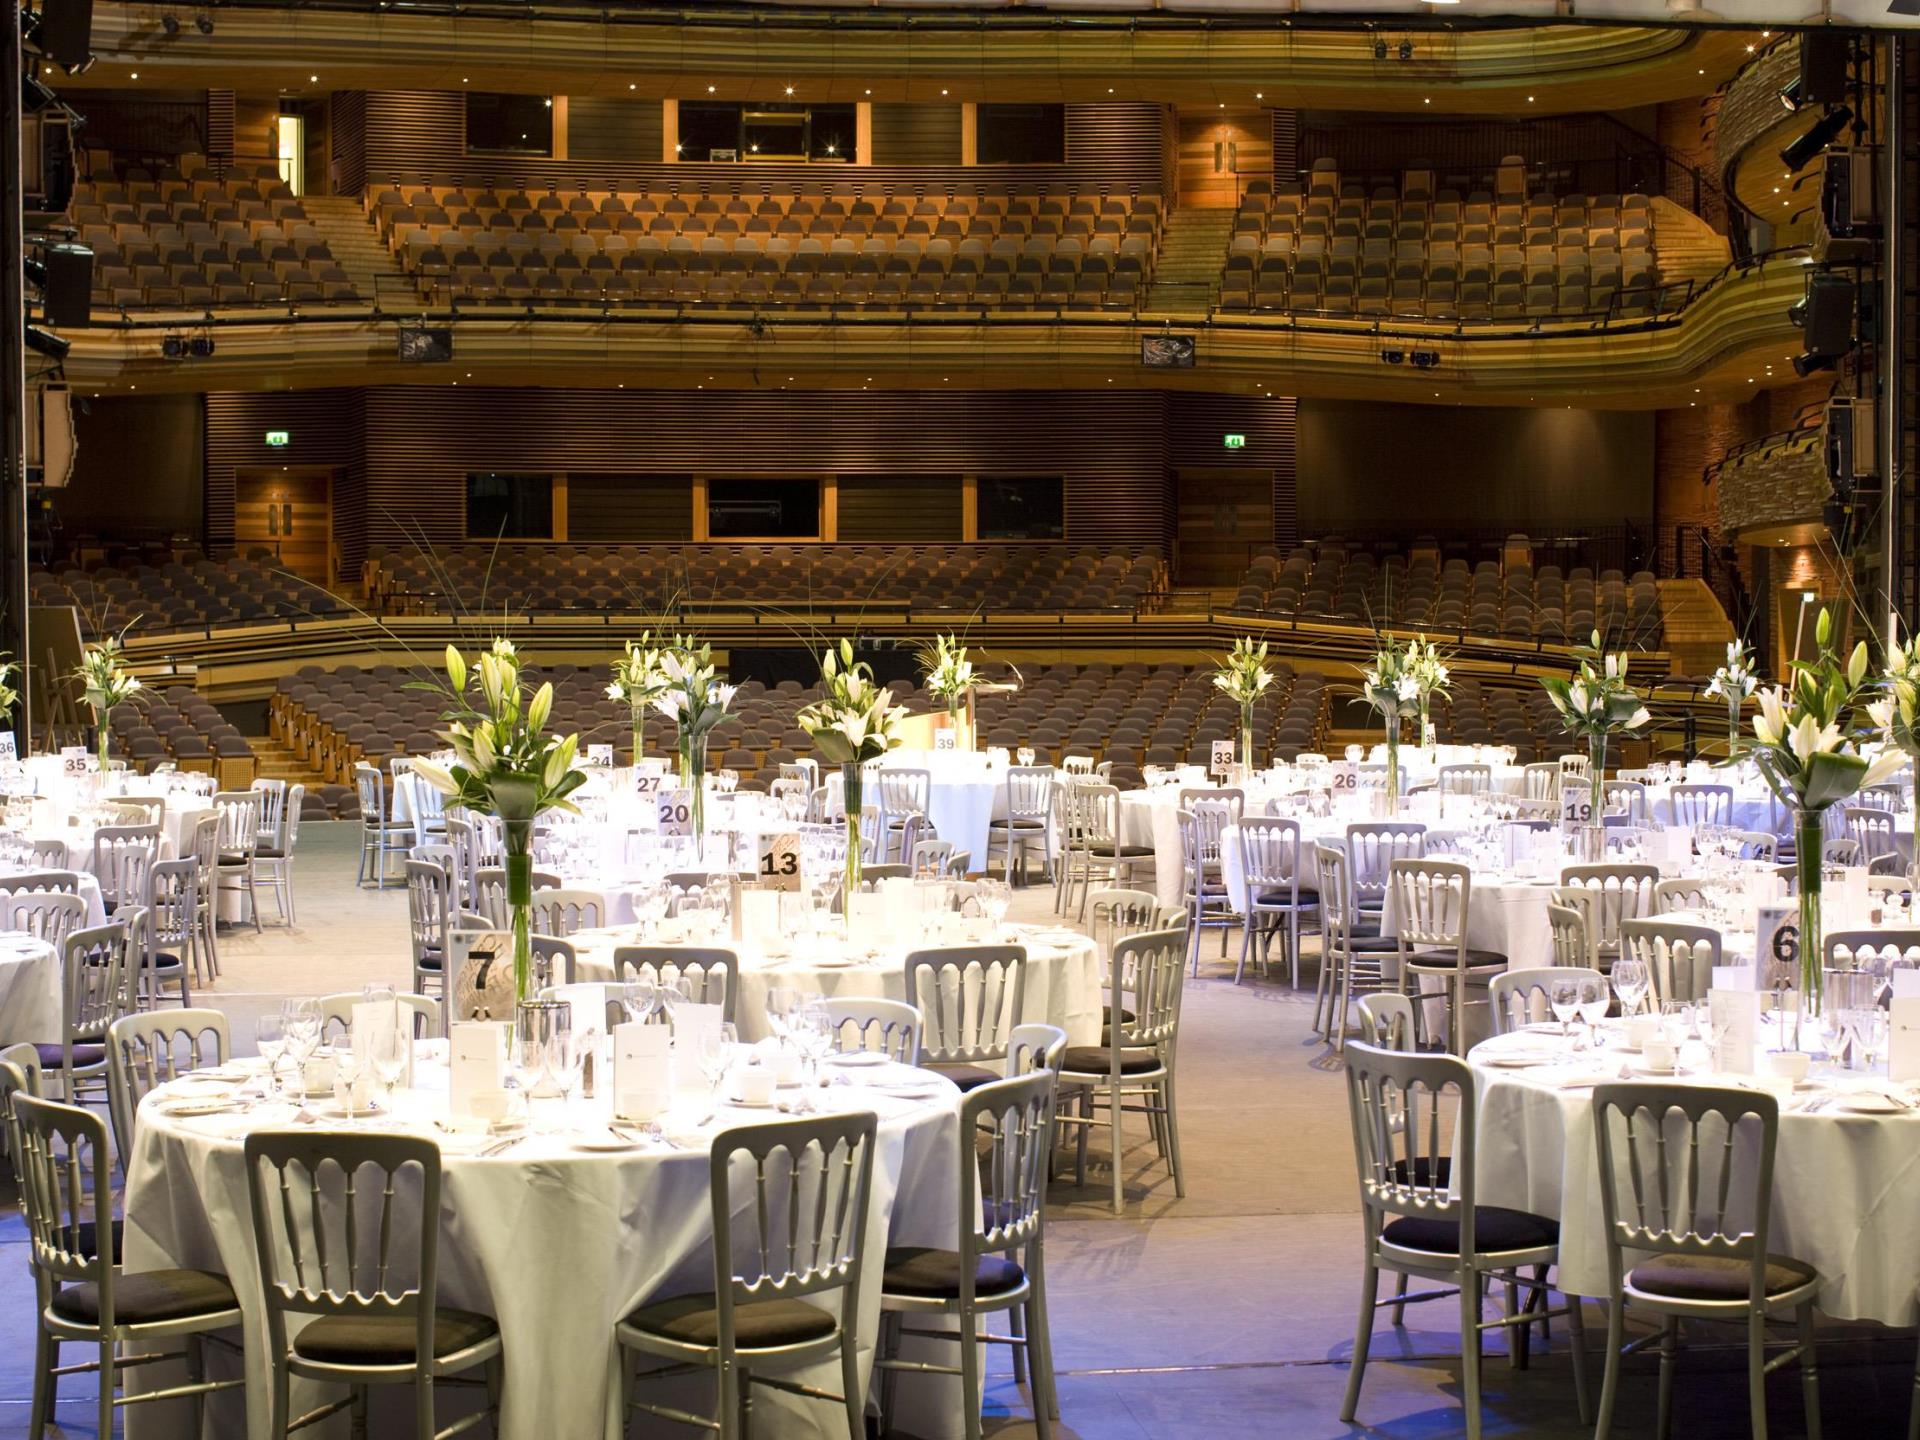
left=0, top=935, right=59, bottom=1044
left=1470, top=1029, right=1920, bottom=1322
left=0, top=868, right=108, bottom=929
left=124, top=1062, right=967, bottom=1440
left=573, top=922, right=1103, bottom=1048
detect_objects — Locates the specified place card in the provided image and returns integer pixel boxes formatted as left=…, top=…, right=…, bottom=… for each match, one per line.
left=847, top=889, right=886, bottom=938
left=1710, top=966, right=1759, bottom=1074
left=1754, top=903, right=1798, bottom=991
left=1209, top=740, right=1234, bottom=778
left=671, top=1002, right=725, bottom=1095
left=449, top=1021, right=506, bottom=1118
left=586, top=743, right=614, bottom=767
left=1655, top=826, right=1692, bottom=867
left=555, top=982, right=612, bottom=1096
left=613, top=1021, right=671, bottom=1120
left=739, top=888, right=781, bottom=947
left=1889, top=971, right=1920, bottom=1084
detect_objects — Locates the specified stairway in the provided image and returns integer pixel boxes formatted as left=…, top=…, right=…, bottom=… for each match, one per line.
left=301, top=194, right=409, bottom=307
left=1657, top=578, right=1735, bottom=677
left=1649, top=197, right=1733, bottom=291
left=1145, top=207, right=1236, bottom=313
left=250, top=734, right=329, bottom=792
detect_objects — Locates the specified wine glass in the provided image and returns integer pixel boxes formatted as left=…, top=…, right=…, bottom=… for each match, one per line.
left=1577, top=976, right=1610, bottom=1045
left=507, top=1028, right=547, bottom=1125
left=254, top=1014, right=285, bottom=1094
left=1548, top=977, right=1580, bottom=1040
left=1610, top=957, right=1649, bottom=1019
left=332, top=1046, right=368, bottom=1118
left=545, top=1028, right=586, bottom=1113
left=792, top=1002, right=834, bottom=1088
left=366, top=1019, right=408, bottom=1109
left=1659, top=998, right=1696, bottom=1047
left=693, top=1022, right=738, bottom=1111
left=282, top=998, right=322, bottom=1088
left=619, top=975, right=659, bottom=1028
left=766, top=986, right=801, bottom=1052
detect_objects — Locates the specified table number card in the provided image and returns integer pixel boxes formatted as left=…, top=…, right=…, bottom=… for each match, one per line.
left=633, top=760, right=667, bottom=797
left=1889, top=970, right=1920, bottom=1083
left=0, top=732, right=18, bottom=762
left=1558, top=786, right=1594, bottom=834
left=59, top=746, right=87, bottom=777
left=933, top=729, right=958, bottom=752
left=756, top=832, right=801, bottom=892
left=586, top=743, right=614, bottom=767
left=1329, top=762, right=1358, bottom=793
left=1209, top=740, right=1234, bottom=779
left=449, top=1021, right=506, bottom=1117
left=1754, top=903, right=1798, bottom=991
left=656, top=788, right=694, bottom=836
left=613, top=1022, right=671, bottom=1120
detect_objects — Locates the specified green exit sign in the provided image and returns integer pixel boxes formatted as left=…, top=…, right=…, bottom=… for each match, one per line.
left=265, top=430, right=290, bottom=448
left=1222, top=433, right=1247, bottom=450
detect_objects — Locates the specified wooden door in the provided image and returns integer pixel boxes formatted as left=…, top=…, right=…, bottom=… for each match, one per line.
left=1177, top=109, right=1270, bottom=208
left=1176, top=468, right=1272, bottom=587
left=235, top=467, right=334, bottom=585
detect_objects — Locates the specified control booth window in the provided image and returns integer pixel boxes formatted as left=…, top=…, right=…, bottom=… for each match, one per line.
left=466, top=93, right=554, bottom=156
left=466, top=473, right=554, bottom=539
left=977, top=476, right=1065, bottom=540
left=677, top=102, right=856, bottom=163
left=706, top=479, right=820, bottom=539
left=976, top=104, right=1066, bottom=165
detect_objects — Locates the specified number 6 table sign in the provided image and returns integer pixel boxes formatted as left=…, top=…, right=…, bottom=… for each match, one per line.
left=757, top=832, right=802, bottom=892
left=656, top=788, right=694, bottom=837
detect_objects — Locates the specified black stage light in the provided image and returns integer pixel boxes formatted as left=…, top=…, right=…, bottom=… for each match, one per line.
left=1778, top=76, right=1803, bottom=113
left=1780, top=106, right=1852, bottom=172
left=1799, top=31, right=1851, bottom=106
left=23, top=73, right=58, bottom=113
left=188, top=336, right=215, bottom=357
left=25, top=327, right=70, bottom=361
left=1380, top=349, right=1405, bottom=364
left=196, top=14, right=213, bottom=33
left=161, top=335, right=188, bottom=358
left=1373, top=38, right=1388, bottom=60
left=1398, top=39, right=1414, bottom=62
left=161, top=14, right=179, bottom=36
left=37, top=0, right=94, bottom=73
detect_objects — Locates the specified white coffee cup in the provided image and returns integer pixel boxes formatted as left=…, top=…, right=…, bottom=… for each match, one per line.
left=1762, top=1050, right=1810, bottom=1085
left=1624, top=1014, right=1659, bottom=1049
left=1641, top=1038, right=1677, bottom=1073
left=734, top=1068, right=775, bottom=1105
left=616, top=1086, right=666, bottom=1122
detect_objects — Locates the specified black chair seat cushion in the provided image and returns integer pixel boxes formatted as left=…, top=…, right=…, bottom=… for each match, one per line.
left=258, top=844, right=286, bottom=859
left=882, top=1246, right=1025, bottom=1300
left=1403, top=949, right=1508, bottom=972
left=1382, top=1205, right=1558, bottom=1256
left=924, top=1062, right=1000, bottom=1092
left=1628, top=1252, right=1817, bottom=1302
left=416, top=954, right=444, bottom=974
left=151, top=951, right=185, bottom=973
left=989, top=818, right=1046, bottom=831
left=35, top=1042, right=105, bottom=1069
left=52, top=1267, right=237, bottom=1326
left=1089, top=844, right=1153, bottom=858
left=294, top=1307, right=498, bottom=1364
left=1255, top=887, right=1319, bottom=908
left=624, top=1292, right=835, bottom=1349
left=1060, top=1044, right=1161, bottom=1077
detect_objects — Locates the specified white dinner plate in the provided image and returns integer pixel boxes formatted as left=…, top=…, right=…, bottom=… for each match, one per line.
left=1836, top=1093, right=1909, bottom=1115
left=1481, top=1052, right=1559, bottom=1069
left=723, top=1097, right=778, bottom=1109
left=811, top=957, right=861, bottom=969
left=159, top=1097, right=244, bottom=1118
left=570, top=1134, right=647, bottom=1152
left=824, top=1051, right=889, bottom=1068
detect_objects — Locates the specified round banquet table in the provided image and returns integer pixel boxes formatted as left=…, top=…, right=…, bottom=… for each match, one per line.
left=0, top=934, right=59, bottom=1044
left=1468, top=1024, right=1920, bottom=1323
left=570, top=920, right=1104, bottom=1047
left=124, top=1058, right=968, bottom=1440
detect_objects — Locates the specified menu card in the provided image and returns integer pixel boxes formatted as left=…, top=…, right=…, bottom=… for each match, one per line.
left=847, top=889, right=886, bottom=936
left=1709, top=965, right=1759, bottom=1073
left=350, top=999, right=410, bottom=1088
left=1889, top=970, right=1920, bottom=1083
left=613, top=1021, right=672, bottom=1120
left=449, top=1021, right=506, bottom=1117
left=671, top=1002, right=724, bottom=1095
left=739, top=888, right=781, bottom=948
left=1655, top=826, right=1692, bottom=867
left=555, top=982, right=611, bottom=1096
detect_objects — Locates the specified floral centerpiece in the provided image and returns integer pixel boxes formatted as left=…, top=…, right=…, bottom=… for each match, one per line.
left=1751, top=609, right=1900, bottom=1028
left=652, top=636, right=737, bottom=842
left=1360, top=636, right=1422, bottom=813
left=1212, top=636, right=1274, bottom=774
left=919, top=634, right=981, bottom=746
left=795, top=639, right=910, bottom=893
left=1538, top=631, right=1651, bottom=855
left=1408, top=636, right=1451, bottom=752
left=73, top=635, right=141, bottom=773
left=0, top=655, right=19, bottom=740
left=1866, top=635, right=1920, bottom=908
left=411, top=640, right=586, bottom=1004
left=605, top=634, right=671, bottom=765
left=1703, top=639, right=1759, bottom=757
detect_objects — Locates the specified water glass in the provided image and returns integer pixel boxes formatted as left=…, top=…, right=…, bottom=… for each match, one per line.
left=619, top=976, right=659, bottom=1027
left=1610, top=958, right=1649, bottom=1018
left=1549, top=977, right=1580, bottom=1038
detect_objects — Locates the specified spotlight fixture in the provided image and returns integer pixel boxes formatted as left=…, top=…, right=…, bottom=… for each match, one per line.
left=1779, top=105, right=1852, bottom=171
left=29, top=0, right=95, bottom=74
left=25, top=327, right=70, bottom=362
left=1373, top=37, right=1388, bottom=60
left=161, top=14, right=179, bottom=35
left=1409, top=349, right=1441, bottom=369
left=161, top=335, right=188, bottom=358
left=1777, top=76, right=1803, bottom=113
left=1398, top=38, right=1414, bottom=62
left=196, top=13, right=213, bottom=33
left=1379, top=349, right=1405, bottom=365
left=22, top=73, right=57, bottom=112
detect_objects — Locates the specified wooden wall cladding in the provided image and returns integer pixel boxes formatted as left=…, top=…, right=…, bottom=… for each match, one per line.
left=331, top=91, right=368, bottom=197
left=569, top=97, right=665, bottom=164
left=837, top=476, right=964, bottom=542
left=1163, top=394, right=1299, bottom=548
left=566, top=474, right=694, bottom=542
left=350, top=92, right=1167, bottom=195
left=869, top=105, right=963, bottom=166
left=203, top=387, right=1296, bottom=570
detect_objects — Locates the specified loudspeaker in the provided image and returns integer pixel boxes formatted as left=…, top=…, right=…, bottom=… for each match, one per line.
left=1826, top=396, right=1876, bottom=484
left=24, top=387, right=76, bottom=489
left=1800, top=31, right=1851, bottom=106
left=1799, top=271, right=1854, bottom=356
left=39, top=244, right=92, bottom=328
left=37, top=0, right=94, bottom=72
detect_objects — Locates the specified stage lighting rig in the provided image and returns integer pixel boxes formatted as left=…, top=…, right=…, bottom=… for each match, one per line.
left=1780, top=106, right=1853, bottom=172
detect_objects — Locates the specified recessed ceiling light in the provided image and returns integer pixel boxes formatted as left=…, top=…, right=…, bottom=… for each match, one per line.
left=707, top=85, right=716, bottom=94
left=1255, top=92, right=1263, bottom=100
left=130, top=71, right=138, bottom=79
left=309, top=75, right=318, bottom=83
left=785, top=85, right=795, bottom=97
left=864, top=88, right=871, bottom=96
left=628, top=83, right=635, bottom=91
left=941, top=89, right=948, bottom=96
left=1108, top=87, right=1114, bottom=94
left=1423, top=98, right=1430, bottom=105
left=1527, top=96, right=1534, bottom=103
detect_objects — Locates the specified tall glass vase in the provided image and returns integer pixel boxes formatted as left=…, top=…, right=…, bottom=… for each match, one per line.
left=841, top=762, right=864, bottom=895
left=947, top=699, right=963, bottom=749
left=678, top=733, right=708, bottom=845
left=94, top=704, right=111, bottom=773
left=1726, top=699, right=1742, bottom=759
left=503, top=819, right=535, bottom=1005
left=1384, top=724, right=1401, bottom=816
left=630, top=709, right=645, bottom=766
left=1796, top=810, right=1825, bottom=1036
left=1239, top=707, right=1255, bottom=776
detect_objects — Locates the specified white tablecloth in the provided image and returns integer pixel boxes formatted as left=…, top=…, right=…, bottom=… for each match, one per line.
left=572, top=921, right=1103, bottom=1047
left=125, top=1059, right=966, bottom=1440
left=1470, top=1027, right=1920, bottom=1322
left=0, top=935, right=59, bottom=1044
left=0, top=868, right=107, bottom=928
left=1378, top=873, right=1559, bottom=972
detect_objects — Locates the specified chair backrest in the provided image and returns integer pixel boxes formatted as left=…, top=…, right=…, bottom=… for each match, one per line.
left=92, top=824, right=160, bottom=908
left=212, top=789, right=262, bottom=858
left=1591, top=1083, right=1780, bottom=1293
left=1547, top=901, right=1593, bottom=968
left=1004, top=766, right=1054, bottom=822
left=245, top=1131, right=444, bottom=1374
left=908, top=839, right=957, bottom=879
left=1109, top=928, right=1185, bottom=1052
left=0, top=868, right=80, bottom=896
left=1651, top=877, right=1709, bottom=915
left=318, top=991, right=442, bottom=1045
left=61, top=922, right=135, bottom=1048
left=613, top=946, right=738, bottom=1023
left=145, top=856, right=200, bottom=948
left=190, top=811, right=220, bottom=879
left=1347, top=822, right=1427, bottom=906
left=1668, top=783, right=1733, bottom=829
left=1619, top=918, right=1721, bottom=1004
left=443, top=816, right=480, bottom=905
left=1603, top=779, right=1649, bottom=822
left=965, top=1070, right=1056, bottom=1263
left=13, top=1094, right=114, bottom=1296
left=405, top=859, right=451, bottom=962
left=5, top=889, right=87, bottom=949
left=1387, top=858, right=1471, bottom=956
left=1238, top=815, right=1306, bottom=894
left=1490, top=966, right=1606, bottom=1033
left=1314, top=841, right=1360, bottom=937
left=1343, top=1041, right=1479, bottom=1248
left=877, top=768, right=930, bottom=820
left=354, top=764, right=387, bottom=827
left=1558, top=863, right=1659, bottom=948
left=1006, top=1021, right=1068, bottom=1077
left=1522, top=761, right=1561, bottom=801
left=822, top=997, right=920, bottom=1064
left=1087, top=887, right=1178, bottom=958
left=1823, top=927, right=1920, bottom=973
left=1356, top=992, right=1416, bottom=1050
left=530, top=887, right=605, bottom=938
left=707, top=1114, right=876, bottom=1326
left=1178, top=786, right=1244, bottom=820
left=0, top=1043, right=42, bottom=1176
left=1845, top=805, right=1898, bottom=862
left=252, top=777, right=289, bottom=847
left=1063, top=781, right=1121, bottom=848
left=472, top=865, right=561, bottom=924
left=1437, top=763, right=1491, bottom=796
left=905, top=944, right=1027, bottom=1067
left=106, top=1007, right=229, bottom=1163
